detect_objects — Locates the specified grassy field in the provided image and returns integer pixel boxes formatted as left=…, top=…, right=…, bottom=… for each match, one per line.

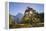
left=9, top=23, right=44, bottom=29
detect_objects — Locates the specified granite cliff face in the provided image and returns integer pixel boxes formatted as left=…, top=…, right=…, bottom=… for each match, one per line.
left=9, top=13, right=23, bottom=24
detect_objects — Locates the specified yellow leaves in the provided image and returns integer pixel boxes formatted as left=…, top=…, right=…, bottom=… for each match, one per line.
left=24, top=17, right=30, bottom=21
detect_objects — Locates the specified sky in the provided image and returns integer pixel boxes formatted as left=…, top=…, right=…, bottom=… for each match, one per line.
left=9, top=2, right=44, bottom=16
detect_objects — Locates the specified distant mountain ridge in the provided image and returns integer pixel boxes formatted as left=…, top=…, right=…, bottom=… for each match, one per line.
left=9, top=13, right=23, bottom=24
